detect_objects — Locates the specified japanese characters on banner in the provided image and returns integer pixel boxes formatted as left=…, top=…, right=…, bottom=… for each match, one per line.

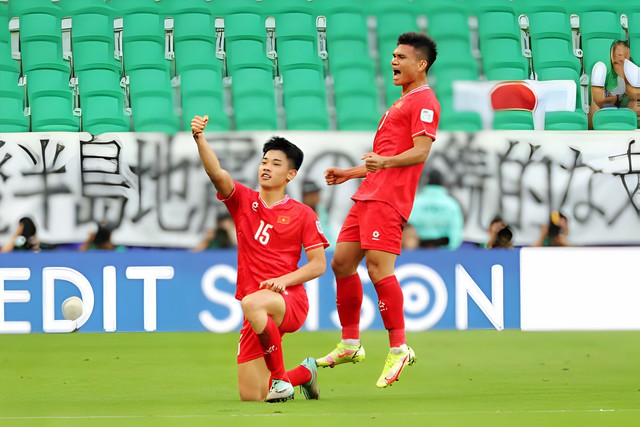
left=0, top=131, right=638, bottom=247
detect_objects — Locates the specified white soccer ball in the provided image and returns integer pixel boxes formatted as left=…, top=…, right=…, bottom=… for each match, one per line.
left=62, top=296, right=84, bottom=321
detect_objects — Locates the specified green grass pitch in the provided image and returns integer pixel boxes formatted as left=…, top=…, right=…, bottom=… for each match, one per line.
left=1, top=330, right=639, bottom=427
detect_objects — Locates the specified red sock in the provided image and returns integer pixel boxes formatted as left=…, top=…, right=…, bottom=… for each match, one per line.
left=257, top=316, right=288, bottom=381
left=286, top=364, right=312, bottom=387
left=336, top=273, right=363, bottom=340
left=373, top=275, right=406, bottom=347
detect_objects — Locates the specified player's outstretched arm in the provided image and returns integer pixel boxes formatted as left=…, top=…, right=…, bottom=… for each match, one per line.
left=259, top=247, right=326, bottom=293
left=362, top=135, right=433, bottom=172
left=325, top=165, right=368, bottom=186
left=191, top=115, right=234, bottom=198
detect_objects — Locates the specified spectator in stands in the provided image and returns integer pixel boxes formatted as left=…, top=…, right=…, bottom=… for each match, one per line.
left=192, top=213, right=238, bottom=251
left=589, top=40, right=637, bottom=128
left=79, top=221, right=125, bottom=251
left=408, top=169, right=463, bottom=249
left=484, top=216, right=514, bottom=249
left=532, top=211, right=569, bottom=247
left=1, top=217, right=40, bottom=253
left=301, top=180, right=336, bottom=250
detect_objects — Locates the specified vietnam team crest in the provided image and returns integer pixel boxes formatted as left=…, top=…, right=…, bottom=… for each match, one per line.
left=277, top=216, right=290, bottom=224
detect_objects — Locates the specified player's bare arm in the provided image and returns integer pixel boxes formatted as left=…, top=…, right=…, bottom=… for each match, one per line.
left=324, top=164, right=368, bottom=186
left=259, top=247, right=326, bottom=293
left=361, top=135, right=433, bottom=172
left=191, top=115, right=234, bottom=198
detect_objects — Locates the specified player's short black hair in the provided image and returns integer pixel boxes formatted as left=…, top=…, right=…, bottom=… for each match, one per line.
left=263, top=136, right=304, bottom=170
left=397, top=32, right=437, bottom=73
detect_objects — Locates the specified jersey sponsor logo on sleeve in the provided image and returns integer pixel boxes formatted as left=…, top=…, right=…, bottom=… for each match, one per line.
left=420, top=108, right=434, bottom=123
left=277, top=216, right=290, bottom=224
left=316, top=220, right=324, bottom=234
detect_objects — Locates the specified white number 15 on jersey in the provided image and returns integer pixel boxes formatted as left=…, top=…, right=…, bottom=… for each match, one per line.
left=254, top=220, right=273, bottom=245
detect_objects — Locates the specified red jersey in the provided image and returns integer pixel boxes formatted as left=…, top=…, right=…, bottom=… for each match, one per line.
left=353, top=85, right=440, bottom=220
left=218, top=181, right=329, bottom=300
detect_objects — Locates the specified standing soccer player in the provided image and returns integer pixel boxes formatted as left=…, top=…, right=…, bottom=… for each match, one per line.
left=317, top=32, right=440, bottom=388
left=192, top=115, right=329, bottom=402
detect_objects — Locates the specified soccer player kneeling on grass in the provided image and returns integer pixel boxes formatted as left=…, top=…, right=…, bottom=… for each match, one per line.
left=318, top=32, right=440, bottom=388
left=192, top=115, right=329, bottom=402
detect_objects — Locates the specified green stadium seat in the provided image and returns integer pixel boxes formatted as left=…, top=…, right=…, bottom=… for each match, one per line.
left=621, top=0, right=640, bottom=61
left=476, top=1, right=529, bottom=80
left=492, top=110, right=534, bottom=130
left=570, top=1, right=624, bottom=73
left=223, top=13, right=274, bottom=73
left=231, top=68, right=277, bottom=130
left=10, top=1, right=78, bottom=131
left=28, top=69, right=79, bottom=131
left=267, top=6, right=329, bottom=130
left=333, top=67, right=379, bottom=130
left=76, top=69, right=128, bottom=134
left=439, top=108, right=483, bottom=132
left=170, top=0, right=228, bottom=131
left=0, top=1, right=28, bottom=132
left=517, top=0, right=586, bottom=130
left=114, top=2, right=179, bottom=134
left=545, top=109, right=588, bottom=130
left=592, top=108, right=637, bottom=130
left=322, top=0, right=379, bottom=129
left=61, top=0, right=128, bottom=133
left=281, top=67, right=328, bottom=130
left=222, top=11, right=277, bottom=129
left=536, top=68, right=587, bottom=130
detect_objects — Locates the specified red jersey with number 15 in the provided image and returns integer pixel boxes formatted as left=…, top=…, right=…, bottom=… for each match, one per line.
left=218, top=181, right=329, bottom=300
left=352, top=85, right=440, bottom=220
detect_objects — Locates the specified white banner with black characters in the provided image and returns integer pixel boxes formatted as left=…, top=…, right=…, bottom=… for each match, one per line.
left=0, top=131, right=638, bottom=247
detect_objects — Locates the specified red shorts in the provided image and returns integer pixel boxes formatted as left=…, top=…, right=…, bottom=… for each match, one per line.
left=237, top=284, right=309, bottom=364
left=337, top=200, right=405, bottom=255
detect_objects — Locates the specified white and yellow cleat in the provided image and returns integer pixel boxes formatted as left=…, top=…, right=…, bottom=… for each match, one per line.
left=265, top=379, right=294, bottom=403
left=376, top=346, right=416, bottom=388
left=317, top=342, right=366, bottom=368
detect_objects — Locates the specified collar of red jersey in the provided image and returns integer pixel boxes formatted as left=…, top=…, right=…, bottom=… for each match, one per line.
left=259, top=194, right=291, bottom=209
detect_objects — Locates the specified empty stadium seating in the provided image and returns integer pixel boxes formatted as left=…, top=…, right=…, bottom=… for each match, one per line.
left=0, top=0, right=636, bottom=133
left=109, top=0, right=179, bottom=133
left=62, top=0, right=130, bottom=134
left=10, top=0, right=79, bottom=132
left=424, top=1, right=482, bottom=131
left=170, top=0, right=228, bottom=131
left=222, top=7, right=277, bottom=130
left=0, top=0, right=28, bottom=132
left=516, top=0, right=588, bottom=130
left=323, top=0, right=379, bottom=130
left=271, top=0, right=329, bottom=130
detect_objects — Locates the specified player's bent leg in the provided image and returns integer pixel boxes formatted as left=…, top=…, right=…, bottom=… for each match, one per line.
left=317, top=342, right=366, bottom=368
left=376, top=346, right=416, bottom=389
left=241, top=290, right=286, bottom=332
left=238, top=358, right=271, bottom=401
